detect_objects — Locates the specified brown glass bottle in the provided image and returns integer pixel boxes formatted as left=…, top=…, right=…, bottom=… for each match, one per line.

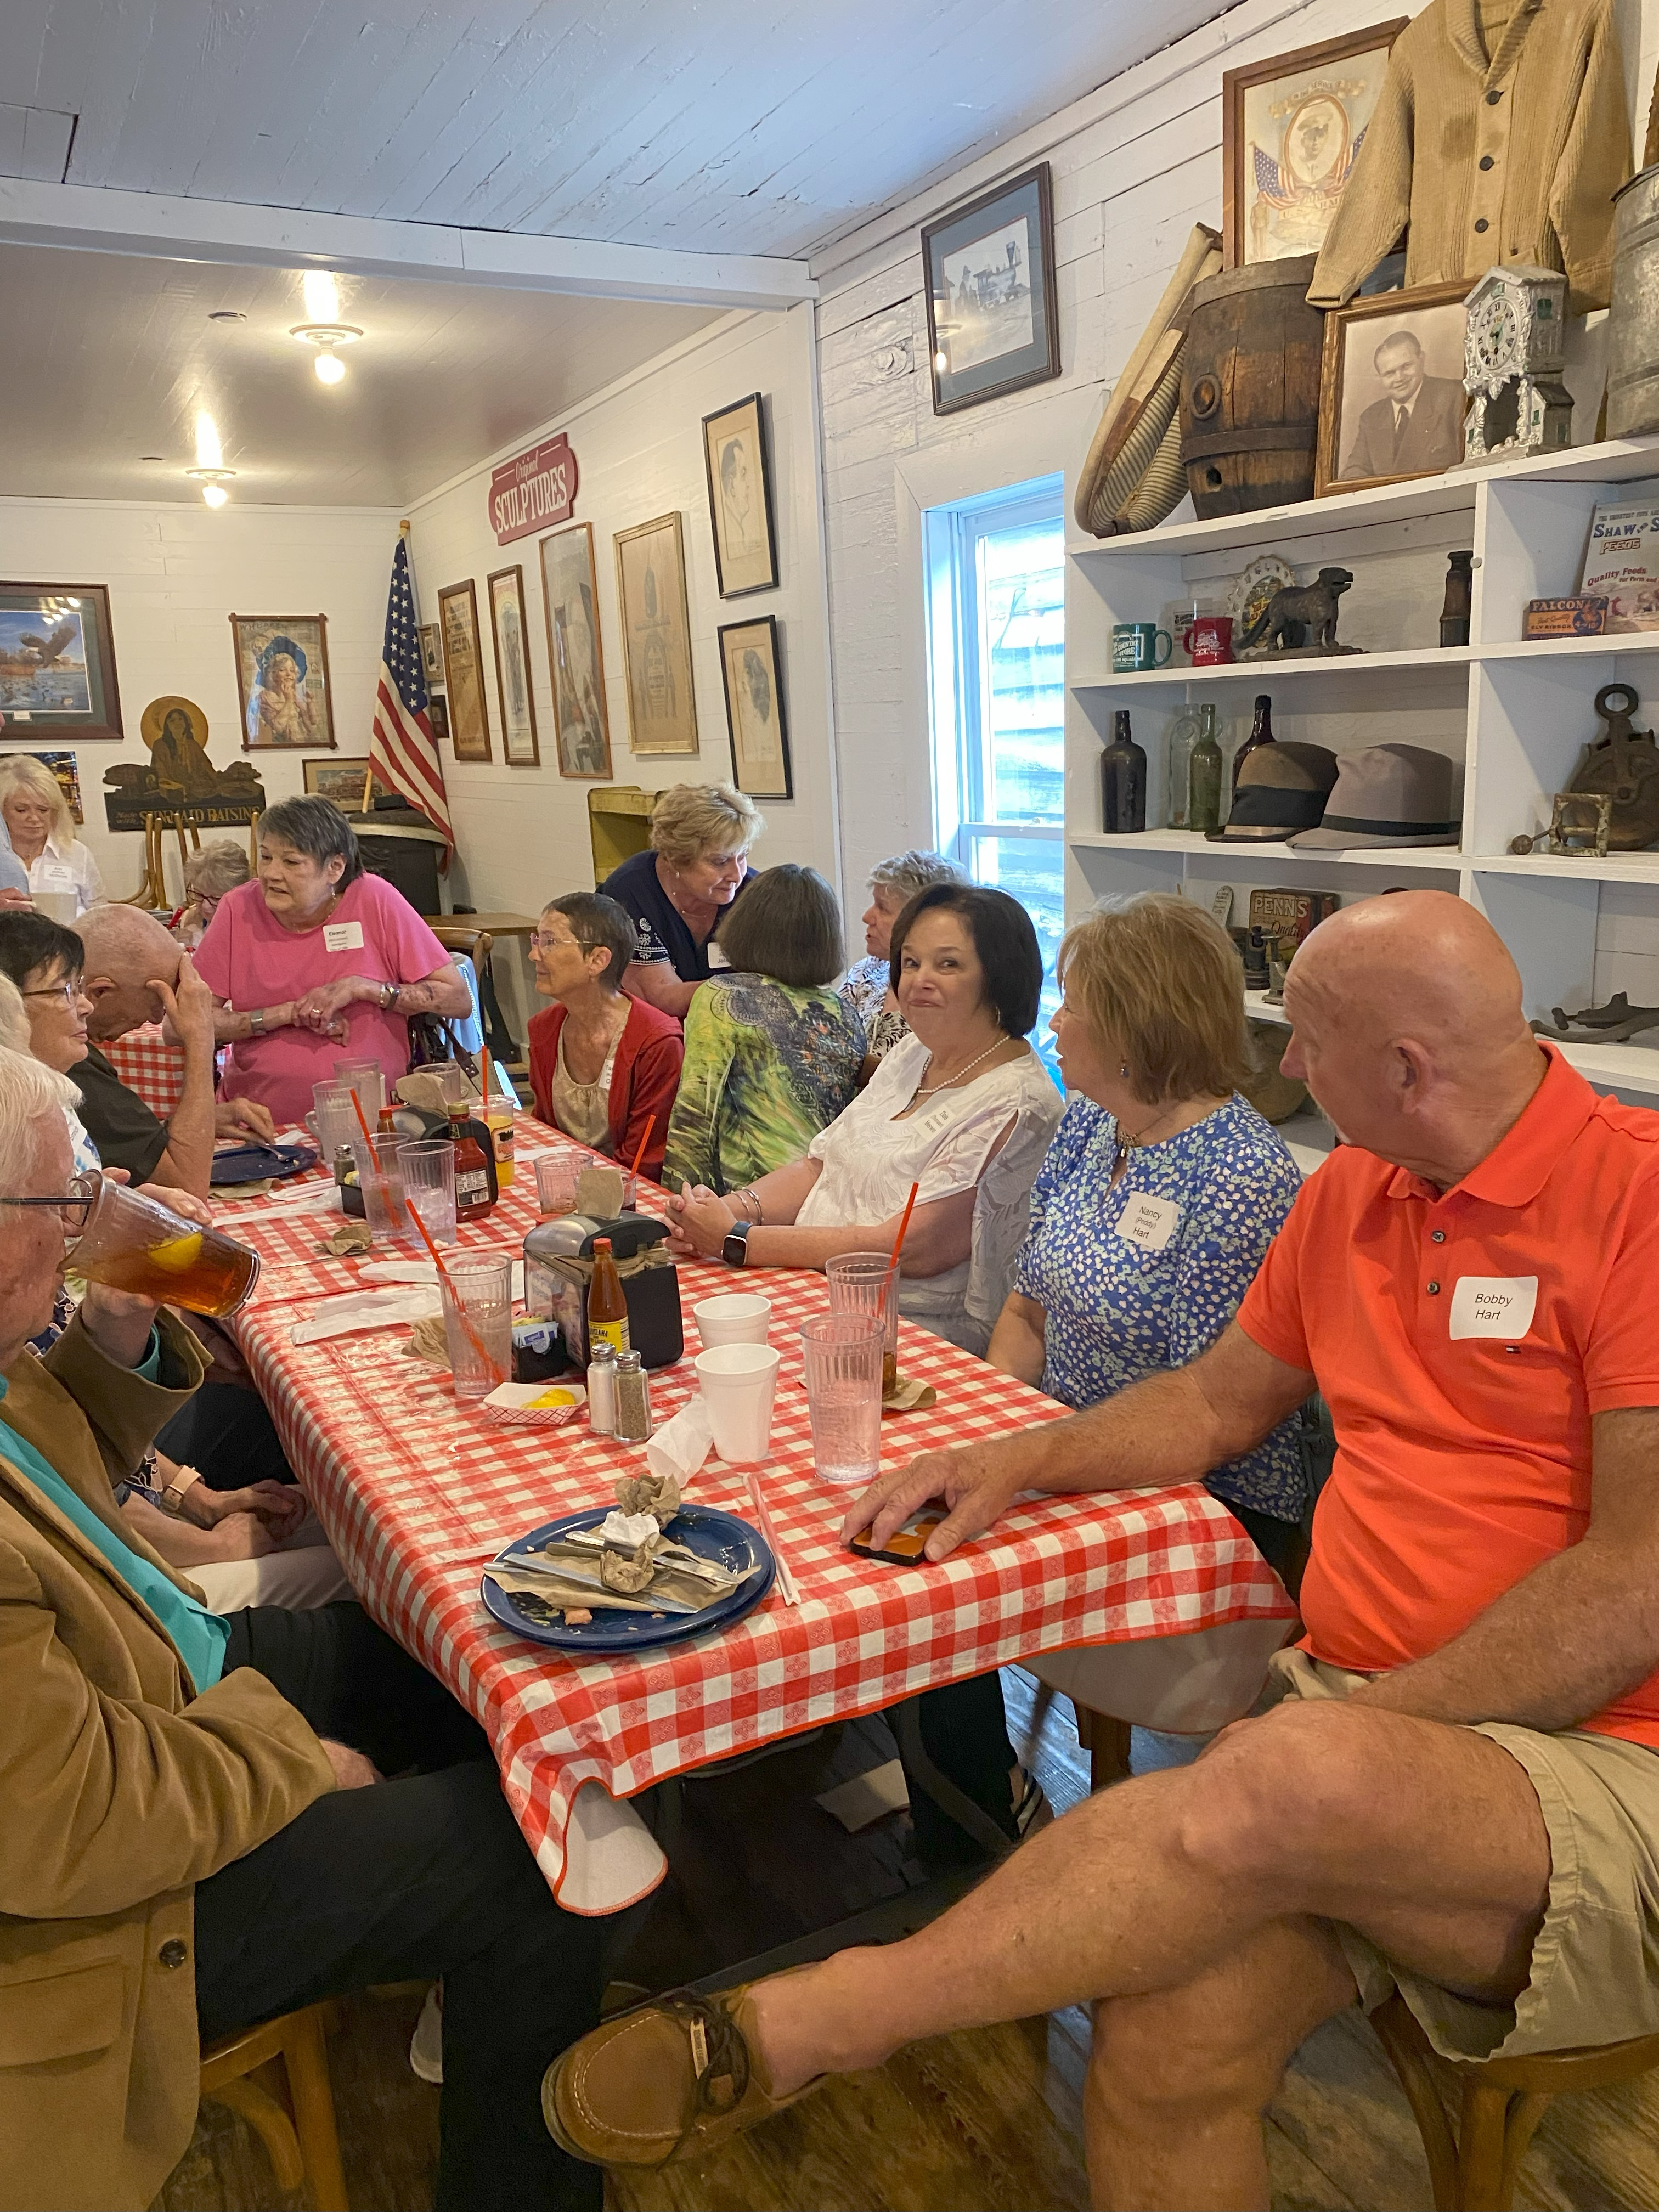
left=446, top=1102, right=496, bottom=1220
left=586, top=1237, right=631, bottom=1357
left=1232, top=693, right=1276, bottom=799
left=1100, top=709, right=1147, bottom=833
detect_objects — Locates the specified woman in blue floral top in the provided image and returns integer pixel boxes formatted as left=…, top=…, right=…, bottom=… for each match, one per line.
left=992, top=894, right=1307, bottom=1582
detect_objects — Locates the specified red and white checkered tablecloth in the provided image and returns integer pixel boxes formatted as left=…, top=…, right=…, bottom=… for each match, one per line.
left=223, top=1123, right=1297, bottom=1913
left=102, top=1023, right=187, bottom=1118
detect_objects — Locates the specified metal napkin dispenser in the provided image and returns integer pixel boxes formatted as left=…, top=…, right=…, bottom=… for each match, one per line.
left=522, top=1216, right=683, bottom=1370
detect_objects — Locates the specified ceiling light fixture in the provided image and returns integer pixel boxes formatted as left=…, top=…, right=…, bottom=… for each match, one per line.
left=187, top=409, right=234, bottom=505
left=185, top=468, right=236, bottom=507
left=291, top=321, right=362, bottom=385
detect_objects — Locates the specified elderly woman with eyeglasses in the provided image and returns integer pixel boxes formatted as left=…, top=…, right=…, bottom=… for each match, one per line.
left=171, top=838, right=251, bottom=950
left=599, top=782, right=763, bottom=1021
left=839, top=848, right=966, bottom=1070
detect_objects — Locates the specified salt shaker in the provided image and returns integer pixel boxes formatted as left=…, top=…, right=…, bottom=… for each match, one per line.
left=613, top=1350, right=654, bottom=1443
left=587, top=1341, right=618, bottom=1435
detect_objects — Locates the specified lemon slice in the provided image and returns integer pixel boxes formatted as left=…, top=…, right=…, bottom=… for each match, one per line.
left=146, top=1232, right=204, bottom=1276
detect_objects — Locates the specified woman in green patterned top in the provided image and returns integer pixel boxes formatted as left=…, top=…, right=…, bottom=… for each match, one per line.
left=663, top=865, right=865, bottom=1197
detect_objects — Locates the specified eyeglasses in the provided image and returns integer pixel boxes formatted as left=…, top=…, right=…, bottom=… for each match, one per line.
left=21, top=979, right=84, bottom=1008
left=528, top=932, right=594, bottom=954
left=0, top=1172, right=99, bottom=1233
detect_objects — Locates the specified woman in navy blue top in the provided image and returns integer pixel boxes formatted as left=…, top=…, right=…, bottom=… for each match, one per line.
left=600, top=782, right=760, bottom=1020
left=993, top=894, right=1307, bottom=1581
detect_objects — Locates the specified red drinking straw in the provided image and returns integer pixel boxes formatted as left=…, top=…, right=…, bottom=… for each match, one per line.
left=351, top=1087, right=492, bottom=1373
left=889, top=1179, right=921, bottom=1267
left=627, top=1111, right=657, bottom=1187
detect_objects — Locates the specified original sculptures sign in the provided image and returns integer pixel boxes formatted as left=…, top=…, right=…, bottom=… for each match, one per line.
left=489, top=433, right=579, bottom=546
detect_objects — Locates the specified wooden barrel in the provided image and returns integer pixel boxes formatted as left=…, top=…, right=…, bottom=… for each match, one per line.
left=1180, top=254, right=1323, bottom=518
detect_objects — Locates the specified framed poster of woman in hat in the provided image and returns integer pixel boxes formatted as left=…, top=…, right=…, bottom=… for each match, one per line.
left=230, top=613, right=335, bottom=749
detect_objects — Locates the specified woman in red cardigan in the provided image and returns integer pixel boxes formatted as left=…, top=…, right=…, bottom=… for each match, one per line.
left=527, top=892, right=682, bottom=1181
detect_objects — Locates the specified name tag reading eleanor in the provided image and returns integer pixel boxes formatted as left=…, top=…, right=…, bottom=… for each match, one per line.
left=1449, top=1275, right=1538, bottom=1341
left=322, top=921, right=365, bottom=953
left=1116, top=1194, right=1180, bottom=1253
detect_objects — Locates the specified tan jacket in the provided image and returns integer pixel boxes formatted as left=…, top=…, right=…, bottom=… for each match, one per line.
left=1309, top=0, right=1631, bottom=313
left=0, top=1313, right=335, bottom=2212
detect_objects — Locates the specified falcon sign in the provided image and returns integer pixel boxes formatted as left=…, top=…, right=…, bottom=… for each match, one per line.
left=489, top=433, right=579, bottom=546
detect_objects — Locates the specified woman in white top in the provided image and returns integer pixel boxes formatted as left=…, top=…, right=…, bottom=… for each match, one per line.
left=0, top=754, right=104, bottom=916
left=668, top=883, right=1063, bottom=1355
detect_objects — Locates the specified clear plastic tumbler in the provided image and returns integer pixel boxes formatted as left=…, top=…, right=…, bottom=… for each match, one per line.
left=826, top=1251, right=900, bottom=1397
left=441, top=1257, right=513, bottom=1399
left=309, top=1080, right=366, bottom=1176
left=360, top=1134, right=409, bottom=1244
left=401, top=1139, right=458, bottom=1247
left=65, top=1175, right=259, bottom=1317
left=534, top=1156, right=580, bottom=1217
left=799, top=1313, right=884, bottom=1487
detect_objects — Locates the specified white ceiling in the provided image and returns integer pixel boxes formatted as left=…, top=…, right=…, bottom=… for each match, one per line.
left=0, top=242, right=719, bottom=505
left=2, top=0, right=1235, bottom=259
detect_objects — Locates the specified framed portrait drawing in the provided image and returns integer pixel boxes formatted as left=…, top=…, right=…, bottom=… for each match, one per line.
left=0, top=582, right=123, bottom=741
left=305, top=757, right=390, bottom=807
left=419, top=623, right=444, bottom=689
left=718, top=615, right=792, bottom=801
left=539, top=522, right=613, bottom=780
left=922, top=162, right=1059, bottom=415
left=437, top=580, right=491, bottom=762
left=1316, top=280, right=1472, bottom=497
left=702, top=393, right=778, bottom=597
left=230, top=614, right=335, bottom=749
left=613, top=512, right=699, bottom=757
left=1222, top=20, right=1407, bottom=270
left=486, top=563, right=540, bottom=768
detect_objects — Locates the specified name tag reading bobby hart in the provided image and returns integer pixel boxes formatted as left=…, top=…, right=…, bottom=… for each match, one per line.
left=322, top=921, right=365, bottom=953
left=1449, top=1276, right=1538, bottom=1341
left=1116, top=1193, right=1180, bottom=1253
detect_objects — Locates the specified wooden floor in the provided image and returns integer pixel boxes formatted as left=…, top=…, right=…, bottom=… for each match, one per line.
left=159, top=1673, right=1659, bottom=2211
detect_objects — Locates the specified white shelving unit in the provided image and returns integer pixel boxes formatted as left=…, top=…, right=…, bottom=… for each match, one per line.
left=1066, top=432, right=1659, bottom=1160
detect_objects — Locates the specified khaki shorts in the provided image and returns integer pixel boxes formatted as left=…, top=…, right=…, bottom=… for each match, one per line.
left=1266, top=1647, right=1659, bottom=2063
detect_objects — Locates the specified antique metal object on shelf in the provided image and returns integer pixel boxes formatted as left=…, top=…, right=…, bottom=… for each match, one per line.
left=1179, top=253, right=1323, bottom=519
left=1606, top=165, right=1659, bottom=440
left=1460, top=264, right=1573, bottom=462
left=1237, top=568, right=1360, bottom=657
left=1566, top=682, right=1659, bottom=850
left=1507, top=792, right=1613, bottom=859
left=1532, top=992, right=1659, bottom=1046
left=1439, top=552, right=1474, bottom=647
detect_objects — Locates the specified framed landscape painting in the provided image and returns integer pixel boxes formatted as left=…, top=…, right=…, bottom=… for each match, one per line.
left=539, top=522, right=613, bottom=780
left=487, top=562, right=540, bottom=766
left=702, top=392, right=778, bottom=597
left=613, top=512, right=699, bottom=756
left=305, top=757, right=390, bottom=807
left=0, top=581, right=123, bottom=741
left=718, top=614, right=792, bottom=800
left=231, top=613, right=335, bottom=749
left=437, top=579, right=491, bottom=762
left=922, top=163, right=1059, bottom=415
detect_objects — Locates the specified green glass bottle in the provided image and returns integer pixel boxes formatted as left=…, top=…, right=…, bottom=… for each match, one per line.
left=1188, top=704, right=1223, bottom=833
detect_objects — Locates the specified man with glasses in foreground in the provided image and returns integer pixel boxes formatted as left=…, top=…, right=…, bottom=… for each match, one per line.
left=0, top=1047, right=606, bottom=2212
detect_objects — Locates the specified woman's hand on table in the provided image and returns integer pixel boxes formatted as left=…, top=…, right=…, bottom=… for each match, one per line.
left=665, top=1181, right=737, bottom=1260
left=216, top=1097, right=276, bottom=1142
left=842, top=1443, right=1022, bottom=1564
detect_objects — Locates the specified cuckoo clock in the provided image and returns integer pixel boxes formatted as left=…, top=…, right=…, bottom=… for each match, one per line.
left=1462, top=264, right=1573, bottom=462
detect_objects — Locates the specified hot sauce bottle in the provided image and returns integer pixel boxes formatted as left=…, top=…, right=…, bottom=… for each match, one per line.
left=586, top=1237, right=631, bottom=1357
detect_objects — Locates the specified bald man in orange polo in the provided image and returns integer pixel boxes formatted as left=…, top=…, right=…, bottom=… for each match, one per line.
left=543, top=893, right=1659, bottom=2212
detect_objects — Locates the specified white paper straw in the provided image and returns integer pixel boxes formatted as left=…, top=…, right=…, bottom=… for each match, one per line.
left=744, top=1471, right=800, bottom=1606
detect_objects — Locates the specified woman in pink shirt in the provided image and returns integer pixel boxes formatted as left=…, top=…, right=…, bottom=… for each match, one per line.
left=194, top=796, right=470, bottom=1125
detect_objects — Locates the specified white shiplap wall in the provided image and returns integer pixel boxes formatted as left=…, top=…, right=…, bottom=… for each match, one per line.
left=809, top=0, right=1659, bottom=996
left=0, top=497, right=398, bottom=902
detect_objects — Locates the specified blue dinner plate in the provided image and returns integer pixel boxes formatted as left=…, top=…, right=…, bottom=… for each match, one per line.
left=479, top=1503, right=775, bottom=1654
left=211, top=1141, right=318, bottom=1186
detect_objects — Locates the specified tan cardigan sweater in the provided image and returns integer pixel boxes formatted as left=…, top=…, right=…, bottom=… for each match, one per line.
left=0, top=1313, right=335, bottom=2211
left=1308, top=0, right=1631, bottom=313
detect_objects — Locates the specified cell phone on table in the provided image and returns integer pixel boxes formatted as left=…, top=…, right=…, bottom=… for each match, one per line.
left=847, top=1505, right=947, bottom=1566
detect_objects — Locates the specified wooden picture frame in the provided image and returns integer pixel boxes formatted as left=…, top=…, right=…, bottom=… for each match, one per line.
left=0, top=582, right=124, bottom=742
left=426, top=692, right=450, bottom=745
left=486, top=563, right=540, bottom=767
left=718, top=614, right=792, bottom=800
left=230, top=613, right=335, bottom=750
left=1316, top=280, right=1472, bottom=497
left=539, top=521, right=613, bottom=780
left=613, top=512, right=699, bottom=756
left=437, top=579, right=491, bottom=761
left=922, top=162, right=1059, bottom=416
left=419, top=623, right=443, bottom=689
left=305, top=756, right=390, bottom=806
left=1221, top=20, right=1407, bottom=272
left=702, top=392, right=778, bottom=597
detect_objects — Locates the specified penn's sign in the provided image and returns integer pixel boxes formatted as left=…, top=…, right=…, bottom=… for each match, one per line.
left=489, top=434, right=578, bottom=545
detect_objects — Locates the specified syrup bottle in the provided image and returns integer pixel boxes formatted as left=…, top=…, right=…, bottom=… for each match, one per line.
left=587, top=1237, right=631, bottom=1358
left=446, top=1101, right=497, bottom=1220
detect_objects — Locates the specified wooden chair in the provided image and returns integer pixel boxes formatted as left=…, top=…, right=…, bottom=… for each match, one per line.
left=199, top=2002, right=349, bottom=2210
left=1371, top=1990, right=1659, bottom=2211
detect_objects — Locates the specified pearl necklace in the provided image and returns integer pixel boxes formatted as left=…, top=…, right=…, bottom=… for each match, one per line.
left=914, top=1035, right=1009, bottom=1099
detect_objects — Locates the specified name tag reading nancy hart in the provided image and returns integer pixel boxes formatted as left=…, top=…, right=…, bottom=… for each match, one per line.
left=1116, top=1194, right=1180, bottom=1252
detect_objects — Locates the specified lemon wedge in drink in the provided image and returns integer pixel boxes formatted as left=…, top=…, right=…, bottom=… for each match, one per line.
left=146, top=1232, right=204, bottom=1276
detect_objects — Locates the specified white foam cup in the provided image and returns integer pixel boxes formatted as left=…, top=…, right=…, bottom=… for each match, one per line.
left=693, top=1293, right=772, bottom=1348
left=695, top=1342, right=782, bottom=1465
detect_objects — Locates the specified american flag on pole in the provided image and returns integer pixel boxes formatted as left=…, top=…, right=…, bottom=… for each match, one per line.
left=370, top=535, right=453, bottom=857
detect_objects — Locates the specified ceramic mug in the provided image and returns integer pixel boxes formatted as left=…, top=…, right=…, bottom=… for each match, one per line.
left=1183, top=614, right=1234, bottom=665
left=1110, top=621, right=1173, bottom=673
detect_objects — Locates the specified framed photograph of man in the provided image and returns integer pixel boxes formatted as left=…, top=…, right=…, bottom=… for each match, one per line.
left=702, top=393, right=778, bottom=597
left=487, top=563, right=540, bottom=768
left=539, top=522, right=613, bottom=780
left=437, top=579, right=492, bottom=762
left=922, top=163, right=1060, bottom=416
left=1222, top=20, right=1408, bottom=270
left=419, top=623, right=444, bottom=690
left=230, top=614, right=335, bottom=749
left=1316, top=282, right=1472, bottom=497
left=0, top=582, right=123, bottom=742
left=613, top=512, right=699, bottom=757
left=304, top=757, right=390, bottom=807
left=718, top=615, right=792, bottom=801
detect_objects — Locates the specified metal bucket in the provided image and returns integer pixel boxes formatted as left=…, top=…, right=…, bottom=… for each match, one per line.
left=1606, top=164, right=1659, bottom=439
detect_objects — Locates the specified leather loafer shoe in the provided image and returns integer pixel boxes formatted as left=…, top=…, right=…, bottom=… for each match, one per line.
left=543, top=1983, right=822, bottom=2168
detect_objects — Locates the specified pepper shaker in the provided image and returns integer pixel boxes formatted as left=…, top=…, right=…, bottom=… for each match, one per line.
left=613, top=1350, right=653, bottom=1443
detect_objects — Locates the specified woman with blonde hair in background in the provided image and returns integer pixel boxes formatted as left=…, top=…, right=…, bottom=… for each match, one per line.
left=0, top=753, right=103, bottom=915
left=599, top=781, right=761, bottom=1019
